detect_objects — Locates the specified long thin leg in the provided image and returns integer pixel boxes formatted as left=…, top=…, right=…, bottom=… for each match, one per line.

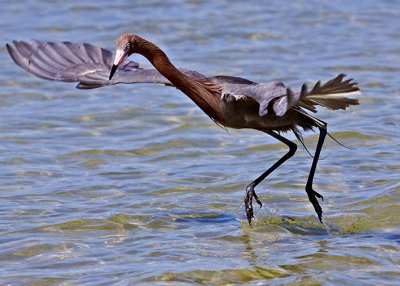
left=305, top=123, right=327, bottom=223
left=244, top=131, right=297, bottom=224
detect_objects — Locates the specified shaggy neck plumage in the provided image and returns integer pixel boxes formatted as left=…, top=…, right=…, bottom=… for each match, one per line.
left=132, top=35, right=224, bottom=123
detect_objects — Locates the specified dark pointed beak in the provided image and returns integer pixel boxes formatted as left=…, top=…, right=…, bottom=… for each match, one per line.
left=109, top=64, right=118, bottom=80
left=109, top=48, right=127, bottom=80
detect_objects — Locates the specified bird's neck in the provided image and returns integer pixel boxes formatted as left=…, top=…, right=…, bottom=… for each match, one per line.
left=135, top=36, right=224, bottom=124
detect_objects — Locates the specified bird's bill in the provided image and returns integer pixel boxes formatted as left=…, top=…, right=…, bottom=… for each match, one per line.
left=109, top=48, right=126, bottom=80
left=109, top=64, right=118, bottom=80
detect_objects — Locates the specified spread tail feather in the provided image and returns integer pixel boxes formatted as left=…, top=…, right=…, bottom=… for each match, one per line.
left=298, top=74, right=360, bottom=113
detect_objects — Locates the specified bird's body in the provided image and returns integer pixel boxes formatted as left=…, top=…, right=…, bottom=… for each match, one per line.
left=6, top=34, right=360, bottom=224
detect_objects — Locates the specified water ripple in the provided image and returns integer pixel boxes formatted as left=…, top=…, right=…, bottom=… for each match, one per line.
left=1, top=0, right=399, bottom=285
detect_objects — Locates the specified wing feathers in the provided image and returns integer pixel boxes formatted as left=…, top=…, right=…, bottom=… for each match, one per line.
left=6, top=40, right=204, bottom=89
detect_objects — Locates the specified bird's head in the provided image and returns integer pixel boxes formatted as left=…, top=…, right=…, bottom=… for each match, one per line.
left=109, top=34, right=137, bottom=80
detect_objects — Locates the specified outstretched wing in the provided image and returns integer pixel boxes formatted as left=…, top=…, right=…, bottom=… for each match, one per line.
left=6, top=40, right=206, bottom=89
left=6, top=40, right=358, bottom=118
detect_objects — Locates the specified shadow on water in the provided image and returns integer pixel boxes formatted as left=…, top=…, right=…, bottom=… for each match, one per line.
left=34, top=212, right=236, bottom=234
left=248, top=208, right=400, bottom=237
left=32, top=208, right=385, bottom=237
left=7, top=205, right=396, bottom=286
left=138, top=212, right=397, bottom=285
left=145, top=267, right=290, bottom=285
left=173, top=212, right=236, bottom=224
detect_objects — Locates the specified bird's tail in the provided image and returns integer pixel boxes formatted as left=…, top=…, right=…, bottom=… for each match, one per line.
left=297, top=74, right=360, bottom=113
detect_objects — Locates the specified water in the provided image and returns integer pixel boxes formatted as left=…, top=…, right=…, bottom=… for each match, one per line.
left=1, top=0, right=399, bottom=285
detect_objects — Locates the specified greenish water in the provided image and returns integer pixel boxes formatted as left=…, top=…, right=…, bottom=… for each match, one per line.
left=1, top=0, right=399, bottom=285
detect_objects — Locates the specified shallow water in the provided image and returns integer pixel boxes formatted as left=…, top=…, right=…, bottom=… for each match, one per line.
left=1, top=0, right=399, bottom=285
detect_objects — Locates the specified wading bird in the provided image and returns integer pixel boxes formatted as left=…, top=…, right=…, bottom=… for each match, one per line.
left=6, top=34, right=359, bottom=224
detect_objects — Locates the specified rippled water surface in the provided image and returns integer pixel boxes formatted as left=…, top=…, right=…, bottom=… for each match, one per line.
left=1, top=0, right=399, bottom=285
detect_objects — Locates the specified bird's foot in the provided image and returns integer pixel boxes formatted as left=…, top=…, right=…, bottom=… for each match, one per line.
left=244, top=183, right=263, bottom=225
left=306, top=185, right=324, bottom=223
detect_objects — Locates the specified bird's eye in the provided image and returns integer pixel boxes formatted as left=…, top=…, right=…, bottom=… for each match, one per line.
left=125, top=43, right=131, bottom=51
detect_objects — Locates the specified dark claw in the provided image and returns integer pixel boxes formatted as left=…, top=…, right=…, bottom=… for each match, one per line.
left=253, top=191, right=263, bottom=208
left=244, top=184, right=262, bottom=225
left=313, top=190, right=324, bottom=201
left=306, top=186, right=324, bottom=223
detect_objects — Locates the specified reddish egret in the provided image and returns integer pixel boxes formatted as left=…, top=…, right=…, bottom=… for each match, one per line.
left=6, top=34, right=359, bottom=224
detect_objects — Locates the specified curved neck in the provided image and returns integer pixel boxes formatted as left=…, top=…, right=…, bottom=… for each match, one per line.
left=134, top=36, right=224, bottom=123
